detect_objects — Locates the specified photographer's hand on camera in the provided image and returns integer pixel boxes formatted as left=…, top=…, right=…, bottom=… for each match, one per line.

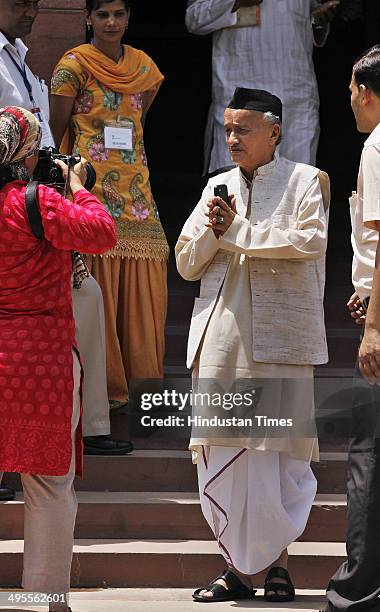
left=55, top=157, right=88, bottom=194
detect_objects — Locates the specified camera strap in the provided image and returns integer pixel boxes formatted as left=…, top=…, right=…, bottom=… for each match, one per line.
left=25, top=181, right=45, bottom=240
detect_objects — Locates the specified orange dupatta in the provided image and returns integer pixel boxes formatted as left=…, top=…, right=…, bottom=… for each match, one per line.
left=70, top=43, right=163, bottom=94
left=60, top=43, right=163, bottom=153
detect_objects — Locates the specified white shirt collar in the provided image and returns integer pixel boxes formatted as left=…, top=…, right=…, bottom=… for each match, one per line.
left=257, top=149, right=279, bottom=176
left=239, top=167, right=256, bottom=190
left=0, top=31, right=28, bottom=63
left=239, top=149, right=279, bottom=186
left=364, top=122, right=380, bottom=148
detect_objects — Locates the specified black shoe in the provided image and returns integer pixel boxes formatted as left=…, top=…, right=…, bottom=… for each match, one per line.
left=0, top=486, right=15, bottom=501
left=109, top=399, right=129, bottom=414
left=264, top=566, right=295, bottom=602
left=83, top=435, right=134, bottom=455
left=193, top=569, right=255, bottom=602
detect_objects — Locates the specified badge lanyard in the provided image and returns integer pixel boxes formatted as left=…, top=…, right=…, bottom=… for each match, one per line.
left=4, top=47, right=43, bottom=122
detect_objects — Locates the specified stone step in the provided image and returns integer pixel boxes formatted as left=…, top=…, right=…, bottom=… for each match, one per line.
left=3, top=451, right=348, bottom=494
left=0, top=493, right=347, bottom=542
left=0, top=539, right=347, bottom=589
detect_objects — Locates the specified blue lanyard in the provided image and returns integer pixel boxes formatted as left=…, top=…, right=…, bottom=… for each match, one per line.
left=4, top=47, right=41, bottom=118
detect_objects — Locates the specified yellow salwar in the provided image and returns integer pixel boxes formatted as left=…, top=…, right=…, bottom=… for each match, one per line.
left=87, top=256, right=167, bottom=400
left=52, top=44, right=169, bottom=401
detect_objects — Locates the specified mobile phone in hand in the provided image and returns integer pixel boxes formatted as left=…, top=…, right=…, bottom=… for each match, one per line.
left=214, top=184, right=230, bottom=207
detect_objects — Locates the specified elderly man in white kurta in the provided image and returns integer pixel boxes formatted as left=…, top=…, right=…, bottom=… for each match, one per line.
left=176, top=88, right=329, bottom=603
left=185, top=0, right=336, bottom=173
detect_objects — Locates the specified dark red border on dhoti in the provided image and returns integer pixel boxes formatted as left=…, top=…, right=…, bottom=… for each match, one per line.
left=201, top=446, right=247, bottom=564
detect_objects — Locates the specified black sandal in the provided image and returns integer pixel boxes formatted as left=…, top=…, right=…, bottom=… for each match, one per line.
left=264, top=566, right=295, bottom=602
left=192, top=569, right=255, bottom=603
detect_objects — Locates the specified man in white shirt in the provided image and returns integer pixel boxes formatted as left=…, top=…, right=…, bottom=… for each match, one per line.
left=0, top=1, right=53, bottom=145
left=325, top=44, right=380, bottom=612
left=0, top=0, right=132, bottom=473
left=185, top=0, right=337, bottom=174
left=176, top=87, right=329, bottom=602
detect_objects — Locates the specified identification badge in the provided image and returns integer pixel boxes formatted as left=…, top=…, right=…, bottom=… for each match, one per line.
left=230, top=6, right=261, bottom=28
left=104, top=119, right=133, bottom=151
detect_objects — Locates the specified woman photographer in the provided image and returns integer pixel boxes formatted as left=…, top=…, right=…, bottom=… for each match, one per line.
left=50, top=0, right=169, bottom=411
left=0, top=106, right=116, bottom=612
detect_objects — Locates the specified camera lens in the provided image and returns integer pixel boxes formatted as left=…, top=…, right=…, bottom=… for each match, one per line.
left=50, top=168, right=60, bottom=182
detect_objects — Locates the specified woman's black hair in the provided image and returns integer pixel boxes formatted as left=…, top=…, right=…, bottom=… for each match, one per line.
left=86, top=0, right=131, bottom=12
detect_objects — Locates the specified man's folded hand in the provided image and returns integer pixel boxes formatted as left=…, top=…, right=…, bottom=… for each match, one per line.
left=347, top=292, right=366, bottom=325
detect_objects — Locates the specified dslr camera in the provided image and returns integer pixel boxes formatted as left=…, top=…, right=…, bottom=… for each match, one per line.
left=33, top=147, right=96, bottom=191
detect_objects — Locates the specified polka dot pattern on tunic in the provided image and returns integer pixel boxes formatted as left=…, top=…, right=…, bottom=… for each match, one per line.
left=0, top=181, right=115, bottom=476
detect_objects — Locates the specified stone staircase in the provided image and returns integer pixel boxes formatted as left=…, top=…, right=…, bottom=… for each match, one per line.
left=0, top=241, right=356, bottom=591
left=1, top=447, right=348, bottom=589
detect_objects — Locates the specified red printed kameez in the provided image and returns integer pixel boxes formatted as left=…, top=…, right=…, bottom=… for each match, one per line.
left=0, top=182, right=116, bottom=476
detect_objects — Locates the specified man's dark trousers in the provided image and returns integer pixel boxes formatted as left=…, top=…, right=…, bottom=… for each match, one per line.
left=326, top=363, right=380, bottom=611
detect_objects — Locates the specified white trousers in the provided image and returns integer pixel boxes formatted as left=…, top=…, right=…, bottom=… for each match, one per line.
left=197, top=446, right=317, bottom=575
left=72, top=275, right=110, bottom=437
left=0, top=352, right=81, bottom=593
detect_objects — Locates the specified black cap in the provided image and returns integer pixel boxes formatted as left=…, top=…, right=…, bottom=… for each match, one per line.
left=228, top=87, right=282, bottom=120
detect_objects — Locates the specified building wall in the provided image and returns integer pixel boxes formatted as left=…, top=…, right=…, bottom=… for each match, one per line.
left=26, top=0, right=85, bottom=82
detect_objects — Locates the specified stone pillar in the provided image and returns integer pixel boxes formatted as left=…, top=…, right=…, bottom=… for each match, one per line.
left=25, top=0, right=85, bottom=82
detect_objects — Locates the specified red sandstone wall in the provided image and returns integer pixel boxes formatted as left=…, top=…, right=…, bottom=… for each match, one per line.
left=25, top=0, right=85, bottom=83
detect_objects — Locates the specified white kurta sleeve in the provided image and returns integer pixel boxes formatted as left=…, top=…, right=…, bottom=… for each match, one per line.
left=185, top=0, right=237, bottom=34
left=175, top=185, right=220, bottom=281
left=362, top=144, right=380, bottom=231
left=219, top=176, right=328, bottom=260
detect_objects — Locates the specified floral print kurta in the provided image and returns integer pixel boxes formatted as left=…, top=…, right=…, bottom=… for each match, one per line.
left=51, top=46, right=169, bottom=261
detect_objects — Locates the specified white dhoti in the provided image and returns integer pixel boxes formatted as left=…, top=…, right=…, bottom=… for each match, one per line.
left=177, top=166, right=323, bottom=578
left=189, top=236, right=318, bottom=577
left=72, top=275, right=110, bottom=437
left=198, top=445, right=316, bottom=575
